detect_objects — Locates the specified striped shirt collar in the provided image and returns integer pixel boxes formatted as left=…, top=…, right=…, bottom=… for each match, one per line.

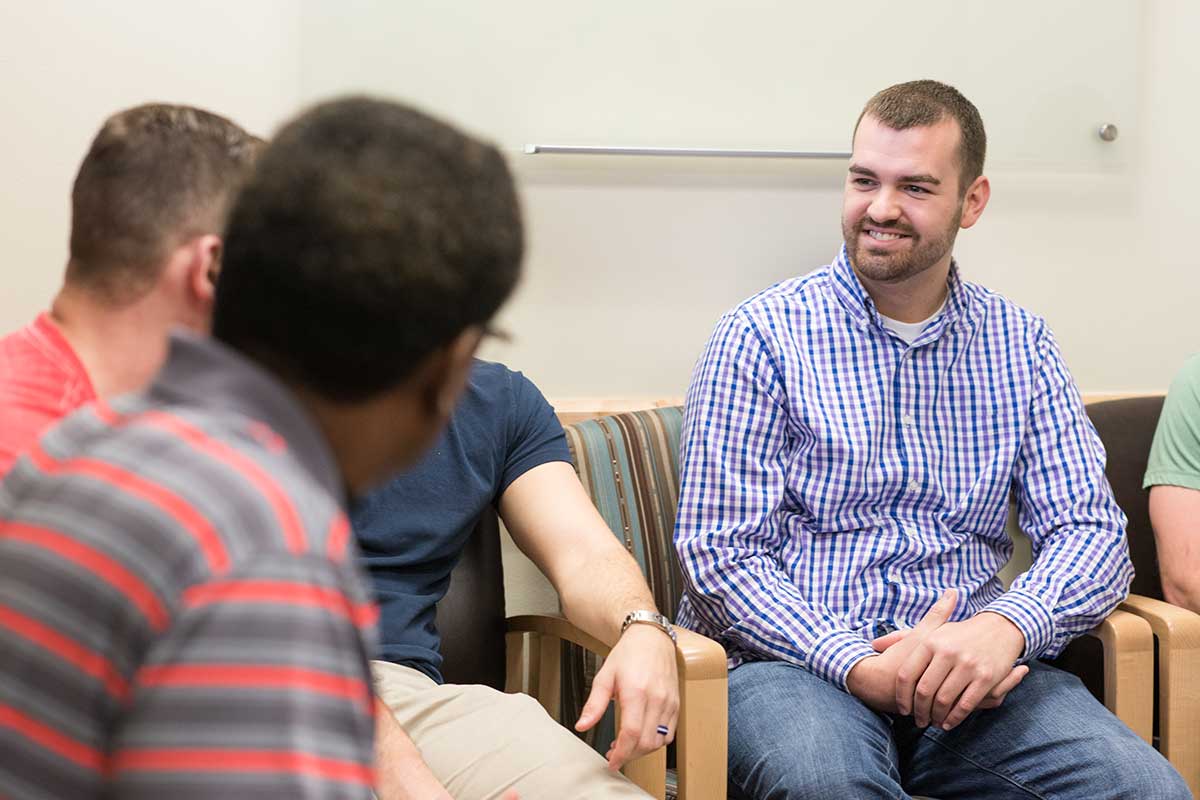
left=148, top=332, right=343, bottom=505
left=829, top=243, right=977, bottom=344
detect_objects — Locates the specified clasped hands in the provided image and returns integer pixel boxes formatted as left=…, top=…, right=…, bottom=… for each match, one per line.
left=846, top=589, right=1028, bottom=731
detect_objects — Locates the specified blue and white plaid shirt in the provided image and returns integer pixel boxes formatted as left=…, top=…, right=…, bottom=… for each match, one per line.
left=674, top=246, right=1131, bottom=690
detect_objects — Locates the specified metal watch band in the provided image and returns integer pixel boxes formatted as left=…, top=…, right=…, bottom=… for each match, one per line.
left=621, top=610, right=677, bottom=644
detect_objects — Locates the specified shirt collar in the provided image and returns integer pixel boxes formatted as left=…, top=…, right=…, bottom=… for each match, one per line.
left=829, top=243, right=976, bottom=341
left=146, top=331, right=344, bottom=505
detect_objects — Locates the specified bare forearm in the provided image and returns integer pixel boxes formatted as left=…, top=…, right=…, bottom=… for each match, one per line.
left=499, top=462, right=658, bottom=645
left=557, top=544, right=657, bottom=645
left=374, top=698, right=450, bottom=800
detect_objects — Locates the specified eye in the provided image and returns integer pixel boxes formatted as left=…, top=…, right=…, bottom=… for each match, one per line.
left=851, top=177, right=876, bottom=188
left=904, top=185, right=930, bottom=195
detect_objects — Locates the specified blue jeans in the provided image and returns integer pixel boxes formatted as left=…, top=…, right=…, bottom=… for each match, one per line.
left=727, top=659, right=1189, bottom=800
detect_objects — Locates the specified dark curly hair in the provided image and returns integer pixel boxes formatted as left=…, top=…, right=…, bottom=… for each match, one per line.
left=213, top=96, right=523, bottom=402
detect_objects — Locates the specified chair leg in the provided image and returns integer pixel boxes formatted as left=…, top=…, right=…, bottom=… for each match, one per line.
left=504, top=631, right=527, bottom=694
left=536, top=633, right=562, bottom=721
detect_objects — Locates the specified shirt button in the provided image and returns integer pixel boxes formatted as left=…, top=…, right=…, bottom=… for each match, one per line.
left=907, top=479, right=920, bottom=493
left=902, top=413, right=915, bottom=427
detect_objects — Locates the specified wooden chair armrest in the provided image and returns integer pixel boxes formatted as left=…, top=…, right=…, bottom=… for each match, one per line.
left=508, top=613, right=610, bottom=655
left=1117, top=594, right=1200, bottom=794
left=1119, top=594, right=1200, bottom=647
left=505, top=614, right=601, bottom=724
left=506, top=614, right=728, bottom=800
left=672, top=627, right=728, bottom=800
left=1082, top=607, right=1154, bottom=743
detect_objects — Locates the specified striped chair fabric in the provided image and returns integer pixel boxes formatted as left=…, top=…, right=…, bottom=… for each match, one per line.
left=561, top=406, right=688, bottom=798
left=562, top=406, right=686, bottom=619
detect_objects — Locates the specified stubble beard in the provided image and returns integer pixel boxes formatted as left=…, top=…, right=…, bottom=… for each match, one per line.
left=843, top=208, right=962, bottom=284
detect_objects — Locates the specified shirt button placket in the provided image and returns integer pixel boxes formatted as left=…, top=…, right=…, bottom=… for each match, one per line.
left=900, top=349, right=918, bottom=494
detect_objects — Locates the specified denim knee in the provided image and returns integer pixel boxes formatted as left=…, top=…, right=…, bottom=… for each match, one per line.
left=1072, top=728, right=1190, bottom=800
left=733, top=748, right=902, bottom=800
left=1109, top=758, right=1191, bottom=800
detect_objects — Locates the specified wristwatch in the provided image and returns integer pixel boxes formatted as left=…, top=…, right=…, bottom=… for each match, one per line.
left=621, top=610, right=677, bottom=644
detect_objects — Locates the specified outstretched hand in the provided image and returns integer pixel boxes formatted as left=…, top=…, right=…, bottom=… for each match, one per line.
left=575, top=625, right=679, bottom=770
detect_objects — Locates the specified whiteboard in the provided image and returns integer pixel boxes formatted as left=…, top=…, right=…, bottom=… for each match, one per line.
left=299, top=0, right=1139, bottom=171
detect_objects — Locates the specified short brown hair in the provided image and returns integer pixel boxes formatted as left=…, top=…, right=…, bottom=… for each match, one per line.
left=854, top=80, right=986, bottom=194
left=66, top=103, right=261, bottom=303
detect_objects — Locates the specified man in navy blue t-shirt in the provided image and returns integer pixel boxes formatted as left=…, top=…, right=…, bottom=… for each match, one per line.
left=356, top=360, right=678, bottom=799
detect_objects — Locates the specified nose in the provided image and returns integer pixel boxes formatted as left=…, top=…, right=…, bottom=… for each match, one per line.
left=867, top=186, right=902, bottom=224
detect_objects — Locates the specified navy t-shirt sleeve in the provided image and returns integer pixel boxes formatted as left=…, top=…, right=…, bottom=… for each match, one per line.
left=498, top=369, right=572, bottom=495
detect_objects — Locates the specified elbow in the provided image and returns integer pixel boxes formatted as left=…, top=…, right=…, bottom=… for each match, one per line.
left=1159, top=574, right=1200, bottom=615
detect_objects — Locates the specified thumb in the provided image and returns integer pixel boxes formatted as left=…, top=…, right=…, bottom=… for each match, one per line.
left=575, top=667, right=615, bottom=732
left=913, top=589, right=958, bottom=633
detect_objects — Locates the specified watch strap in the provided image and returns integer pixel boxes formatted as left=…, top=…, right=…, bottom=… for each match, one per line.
left=620, top=609, right=677, bottom=644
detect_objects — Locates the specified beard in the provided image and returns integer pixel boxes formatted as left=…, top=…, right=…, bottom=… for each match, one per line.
left=843, top=207, right=961, bottom=283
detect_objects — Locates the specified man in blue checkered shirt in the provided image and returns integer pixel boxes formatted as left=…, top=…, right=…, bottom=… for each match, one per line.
left=675, top=80, right=1188, bottom=799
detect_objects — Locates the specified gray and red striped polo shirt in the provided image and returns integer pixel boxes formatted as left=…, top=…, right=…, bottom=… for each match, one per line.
left=0, top=333, right=379, bottom=799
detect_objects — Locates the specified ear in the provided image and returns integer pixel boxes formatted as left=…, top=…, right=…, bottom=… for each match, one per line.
left=173, top=234, right=222, bottom=332
left=959, top=175, right=990, bottom=230
left=186, top=234, right=223, bottom=305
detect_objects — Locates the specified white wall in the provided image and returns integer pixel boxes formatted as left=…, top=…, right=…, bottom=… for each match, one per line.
left=0, top=0, right=302, bottom=331
left=297, top=0, right=1179, bottom=399
left=479, top=4, right=1176, bottom=398
left=0, top=0, right=1194, bottom=398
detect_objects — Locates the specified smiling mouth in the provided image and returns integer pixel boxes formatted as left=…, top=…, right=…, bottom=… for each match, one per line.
left=865, top=230, right=909, bottom=241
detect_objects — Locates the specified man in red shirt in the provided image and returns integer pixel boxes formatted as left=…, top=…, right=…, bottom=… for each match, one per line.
left=0, top=103, right=260, bottom=476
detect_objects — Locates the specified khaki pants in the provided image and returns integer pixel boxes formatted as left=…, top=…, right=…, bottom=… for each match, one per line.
left=373, top=660, right=650, bottom=799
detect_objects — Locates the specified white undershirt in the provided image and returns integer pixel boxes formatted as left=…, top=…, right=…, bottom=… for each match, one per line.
left=879, top=298, right=947, bottom=345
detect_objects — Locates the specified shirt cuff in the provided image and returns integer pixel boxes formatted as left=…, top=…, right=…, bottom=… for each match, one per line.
left=807, top=628, right=878, bottom=691
left=982, top=589, right=1055, bottom=661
